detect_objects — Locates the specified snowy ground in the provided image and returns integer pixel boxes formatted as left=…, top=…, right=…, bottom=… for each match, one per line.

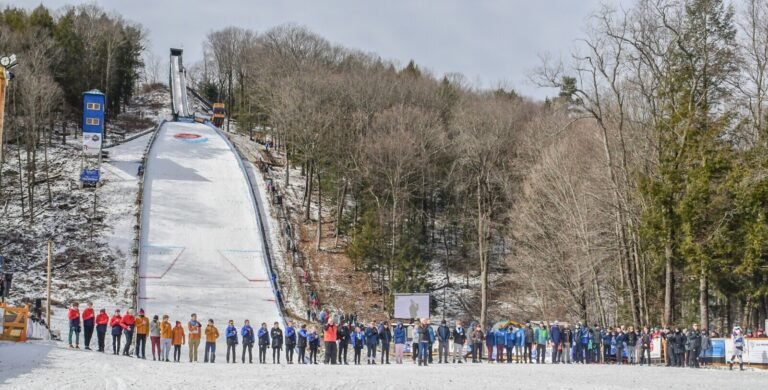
left=1, top=341, right=766, bottom=390
left=139, top=121, right=281, bottom=350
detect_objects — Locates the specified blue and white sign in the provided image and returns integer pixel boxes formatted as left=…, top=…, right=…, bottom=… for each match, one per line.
left=80, top=168, right=100, bottom=184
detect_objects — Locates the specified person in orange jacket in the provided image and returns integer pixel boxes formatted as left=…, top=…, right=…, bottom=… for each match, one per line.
left=67, top=302, right=81, bottom=349
left=134, top=309, right=150, bottom=359
left=109, top=310, right=123, bottom=355
left=120, top=309, right=136, bottom=357
left=95, top=309, right=109, bottom=352
left=82, top=302, right=94, bottom=350
left=172, top=321, right=186, bottom=362
left=160, top=315, right=173, bottom=362
left=204, top=319, right=220, bottom=363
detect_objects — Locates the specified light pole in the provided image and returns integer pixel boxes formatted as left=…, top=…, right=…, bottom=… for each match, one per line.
left=0, top=54, right=18, bottom=164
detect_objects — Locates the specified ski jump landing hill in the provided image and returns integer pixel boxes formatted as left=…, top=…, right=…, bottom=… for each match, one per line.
left=138, top=49, right=282, bottom=346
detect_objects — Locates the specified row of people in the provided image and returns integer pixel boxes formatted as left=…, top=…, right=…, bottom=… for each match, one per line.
left=66, top=303, right=748, bottom=369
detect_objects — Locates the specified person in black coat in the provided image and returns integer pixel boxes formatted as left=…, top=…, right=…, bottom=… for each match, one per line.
left=686, top=324, right=702, bottom=368
left=674, top=327, right=686, bottom=367
left=257, top=322, right=270, bottom=364
left=297, top=324, right=308, bottom=364
left=337, top=322, right=350, bottom=365
left=285, top=320, right=297, bottom=364
left=665, top=328, right=676, bottom=366
left=379, top=322, right=392, bottom=364
left=271, top=322, right=283, bottom=364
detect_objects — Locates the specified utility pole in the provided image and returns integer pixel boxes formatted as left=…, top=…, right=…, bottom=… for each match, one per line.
left=46, top=240, right=52, bottom=327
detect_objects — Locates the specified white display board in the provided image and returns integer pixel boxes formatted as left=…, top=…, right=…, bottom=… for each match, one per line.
left=82, top=133, right=102, bottom=155
left=394, top=293, right=430, bottom=319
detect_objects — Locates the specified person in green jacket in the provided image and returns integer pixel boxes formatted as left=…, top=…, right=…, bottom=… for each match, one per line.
left=535, top=322, right=549, bottom=363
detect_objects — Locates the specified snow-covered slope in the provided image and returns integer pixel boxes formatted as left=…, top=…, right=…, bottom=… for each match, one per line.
left=139, top=121, right=281, bottom=347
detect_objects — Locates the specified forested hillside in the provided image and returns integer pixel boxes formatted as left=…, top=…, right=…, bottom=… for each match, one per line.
left=192, top=0, right=768, bottom=332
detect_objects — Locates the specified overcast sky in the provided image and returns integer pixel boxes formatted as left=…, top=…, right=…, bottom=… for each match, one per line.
left=14, top=0, right=623, bottom=100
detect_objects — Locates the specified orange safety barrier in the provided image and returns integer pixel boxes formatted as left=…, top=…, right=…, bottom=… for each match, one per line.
left=0, top=304, right=29, bottom=342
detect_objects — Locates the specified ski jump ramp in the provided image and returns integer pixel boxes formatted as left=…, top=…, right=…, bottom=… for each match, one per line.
left=138, top=121, right=282, bottom=338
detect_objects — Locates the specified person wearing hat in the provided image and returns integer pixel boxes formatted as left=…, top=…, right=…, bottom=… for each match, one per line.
left=226, top=319, right=238, bottom=364
left=451, top=320, right=467, bottom=363
left=150, top=315, right=161, bottom=360
left=172, top=320, right=186, bottom=362
left=188, top=313, right=202, bottom=362
left=437, top=320, right=450, bottom=364
left=95, top=308, right=109, bottom=352
left=109, top=309, right=123, bottom=355
left=204, top=319, right=219, bottom=363
left=160, top=314, right=173, bottom=362
left=729, top=326, right=745, bottom=371
left=134, top=309, right=149, bottom=359
left=379, top=321, right=392, bottom=364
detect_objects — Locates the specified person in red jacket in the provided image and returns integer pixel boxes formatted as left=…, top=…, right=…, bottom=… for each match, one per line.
left=110, top=310, right=123, bottom=355
left=120, top=309, right=136, bottom=357
left=95, top=309, right=109, bottom=352
left=67, top=302, right=81, bottom=349
left=82, top=302, right=95, bottom=350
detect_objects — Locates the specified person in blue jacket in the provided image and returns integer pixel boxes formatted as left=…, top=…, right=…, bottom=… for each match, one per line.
left=257, top=322, right=270, bottom=364
left=364, top=321, right=379, bottom=364
left=485, top=325, right=496, bottom=362
left=515, top=325, right=526, bottom=363
left=297, top=324, right=308, bottom=364
left=504, top=326, right=516, bottom=363
left=378, top=322, right=392, bottom=364
left=577, top=323, right=591, bottom=364
left=436, top=320, right=451, bottom=364
left=225, top=320, right=238, bottom=364
left=351, top=326, right=365, bottom=365
left=495, top=326, right=507, bottom=363
left=602, top=328, right=614, bottom=364
left=308, top=326, right=320, bottom=364
left=426, top=319, right=436, bottom=363
left=550, top=321, right=562, bottom=363
left=393, top=321, right=407, bottom=364
left=285, top=320, right=297, bottom=364
left=241, top=319, right=255, bottom=364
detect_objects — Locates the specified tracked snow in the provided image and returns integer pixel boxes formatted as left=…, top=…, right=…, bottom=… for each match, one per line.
left=139, top=121, right=281, bottom=349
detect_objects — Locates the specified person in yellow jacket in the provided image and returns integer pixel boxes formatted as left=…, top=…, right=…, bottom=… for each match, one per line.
left=188, top=313, right=202, bottom=362
left=160, top=315, right=173, bottom=362
left=134, top=309, right=150, bottom=359
left=204, top=319, right=220, bottom=363
left=172, top=321, right=186, bottom=362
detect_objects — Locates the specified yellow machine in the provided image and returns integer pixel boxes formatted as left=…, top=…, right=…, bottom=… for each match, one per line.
left=212, top=102, right=225, bottom=127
